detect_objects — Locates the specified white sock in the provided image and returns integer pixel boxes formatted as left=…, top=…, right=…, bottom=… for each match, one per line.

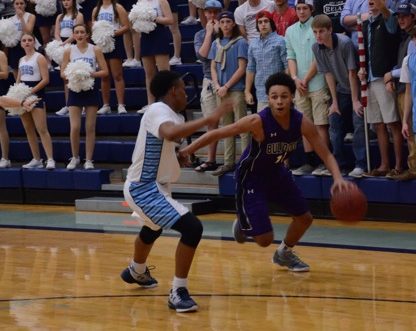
left=131, top=260, right=146, bottom=275
left=172, top=276, right=187, bottom=291
left=278, top=241, right=292, bottom=254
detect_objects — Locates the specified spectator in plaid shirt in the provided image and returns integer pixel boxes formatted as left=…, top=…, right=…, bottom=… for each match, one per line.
left=245, top=10, right=288, bottom=112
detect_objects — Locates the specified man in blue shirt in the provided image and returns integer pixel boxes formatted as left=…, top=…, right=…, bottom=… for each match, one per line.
left=245, top=10, right=288, bottom=112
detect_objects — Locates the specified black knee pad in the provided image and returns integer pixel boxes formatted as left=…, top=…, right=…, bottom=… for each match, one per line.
left=139, top=226, right=162, bottom=245
left=171, top=213, right=203, bottom=248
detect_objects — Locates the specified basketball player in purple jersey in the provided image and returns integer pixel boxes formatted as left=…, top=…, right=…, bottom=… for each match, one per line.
left=180, top=72, right=353, bottom=272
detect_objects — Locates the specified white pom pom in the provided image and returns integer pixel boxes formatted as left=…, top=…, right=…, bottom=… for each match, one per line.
left=5, top=83, right=37, bottom=116
left=92, top=21, right=115, bottom=53
left=191, top=0, right=205, bottom=9
left=64, top=60, right=95, bottom=93
left=0, top=18, right=20, bottom=47
left=128, top=2, right=157, bottom=34
left=35, top=0, right=57, bottom=17
left=45, top=40, right=71, bottom=65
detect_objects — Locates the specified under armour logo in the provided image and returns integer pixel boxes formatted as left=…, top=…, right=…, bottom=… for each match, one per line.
left=247, top=189, right=254, bottom=194
left=270, top=132, right=277, bottom=137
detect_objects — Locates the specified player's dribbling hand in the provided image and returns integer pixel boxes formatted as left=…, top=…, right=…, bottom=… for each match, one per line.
left=330, top=178, right=355, bottom=195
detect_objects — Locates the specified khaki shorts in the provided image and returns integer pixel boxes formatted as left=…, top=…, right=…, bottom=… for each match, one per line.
left=200, top=78, right=218, bottom=117
left=294, top=87, right=330, bottom=125
left=367, top=79, right=400, bottom=124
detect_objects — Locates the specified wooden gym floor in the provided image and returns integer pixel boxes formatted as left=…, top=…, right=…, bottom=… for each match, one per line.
left=0, top=205, right=415, bottom=330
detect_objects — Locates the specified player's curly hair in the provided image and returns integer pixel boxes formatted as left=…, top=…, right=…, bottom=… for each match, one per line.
left=265, top=72, right=296, bottom=95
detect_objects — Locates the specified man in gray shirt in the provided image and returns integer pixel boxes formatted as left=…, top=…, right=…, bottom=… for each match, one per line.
left=311, top=14, right=367, bottom=177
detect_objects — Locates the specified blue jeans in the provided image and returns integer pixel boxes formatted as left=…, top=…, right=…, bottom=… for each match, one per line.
left=329, top=92, right=367, bottom=170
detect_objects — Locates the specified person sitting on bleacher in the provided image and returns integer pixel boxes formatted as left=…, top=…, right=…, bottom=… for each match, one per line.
left=18, top=32, right=56, bottom=169
left=54, top=0, right=85, bottom=117
left=61, top=24, right=109, bottom=170
left=193, top=0, right=223, bottom=172
left=208, top=11, right=249, bottom=176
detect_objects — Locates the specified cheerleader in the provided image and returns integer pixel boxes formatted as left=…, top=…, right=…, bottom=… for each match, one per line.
left=17, top=32, right=55, bottom=169
left=61, top=24, right=109, bottom=170
left=54, top=0, right=84, bottom=116
left=0, top=49, right=11, bottom=168
left=139, top=0, right=173, bottom=111
left=31, top=0, right=59, bottom=48
left=119, top=0, right=141, bottom=67
left=92, top=0, right=129, bottom=114
left=8, top=0, right=36, bottom=79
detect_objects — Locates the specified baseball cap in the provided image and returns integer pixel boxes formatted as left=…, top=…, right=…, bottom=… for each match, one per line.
left=295, top=0, right=314, bottom=6
left=204, top=0, right=222, bottom=10
left=394, top=0, right=412, bottom=15
left=217, top=11, right=235, bottom=21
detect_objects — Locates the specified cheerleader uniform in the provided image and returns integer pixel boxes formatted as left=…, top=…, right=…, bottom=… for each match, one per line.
left=18, top=52, right=45, bottom=109
left=35, top=0, right=60, bottom=28
left=67, top=43, right=101, bottom=107
left=96, top=5, right=126, bottom=59
left=140, top=0, right=171, bottom=57
left=8, top=12, right=31, bottom=70
left=59, top=14, right=76, bottom=43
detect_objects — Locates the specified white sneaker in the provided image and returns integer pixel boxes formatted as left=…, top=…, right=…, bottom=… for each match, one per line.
left=123, top=59, right=141, bottom=67
left=130, top=59, right=142, bottom=67
left=66, top=156, right=80, bottom=170
left=122, top=59, right=133, bottom=67
left=22, top=159, right=43, bottom=169
left=311, top=164, right=327, bottom=176
left=56, top=106, right=69, bottom=116
left=137, top=105, right=149, bottom=113
left=97, top=105, right=111, bottom=115
left=291, top=164, right=314, bottom=176
left=84, top=160, right=94, bottom=170
left=348, top=167, right=365, bottom=178
left=118, top=104, right=127, bottom=114
left=0, top=158, right=11, bottom=168
left=181, top=16, right=198, bottom=25
left=169, top=56, right=182, bottom=66
left=45, top=159, right=56, bottom=170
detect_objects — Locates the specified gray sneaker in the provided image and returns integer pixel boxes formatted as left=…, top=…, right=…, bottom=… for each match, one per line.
left=211, top=164, right=235, bottom=177
left=120, top=265, right=158, bottom=288
left=272, top=248, right=310, bottom=272
left=232, top=219, right=246, bottom=243
left=291, top=164, right=314, bottom=176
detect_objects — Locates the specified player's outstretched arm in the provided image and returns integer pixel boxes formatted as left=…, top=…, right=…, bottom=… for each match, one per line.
left=301, top=117, right=354, bottom=194
left=159, top=100, right=234, bottom=142
left=180, top=114, right=262, bottom=158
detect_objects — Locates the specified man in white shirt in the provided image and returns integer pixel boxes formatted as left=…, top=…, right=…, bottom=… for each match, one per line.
left=234, top=0, right=275, bottom=41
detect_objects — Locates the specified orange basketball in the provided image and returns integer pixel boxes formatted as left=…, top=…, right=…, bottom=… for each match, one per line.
left=330, top=186, right=368, bottom=223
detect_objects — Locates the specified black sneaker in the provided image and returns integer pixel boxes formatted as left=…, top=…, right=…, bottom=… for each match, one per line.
left=120, top=265, right=158, bottom=288
left=168, top=287, right=198, bottom=313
